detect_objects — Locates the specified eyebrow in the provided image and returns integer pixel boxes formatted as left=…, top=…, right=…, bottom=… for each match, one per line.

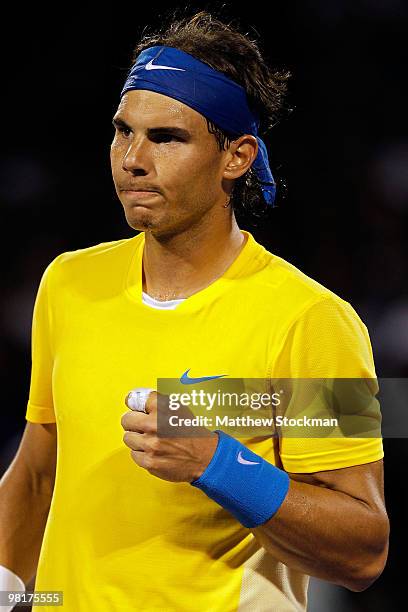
left=112, top=116, right=191, bottom=139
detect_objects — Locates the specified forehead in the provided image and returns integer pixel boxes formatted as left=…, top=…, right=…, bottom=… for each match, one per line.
left=115, top=89, right=207, bottom=131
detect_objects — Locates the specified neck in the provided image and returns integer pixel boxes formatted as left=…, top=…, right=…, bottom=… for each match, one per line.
left=142, top=213, right=246, bottom=301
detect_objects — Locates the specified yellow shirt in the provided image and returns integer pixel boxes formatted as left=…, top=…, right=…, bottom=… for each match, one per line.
left=26, top=229, right=383, bottom=611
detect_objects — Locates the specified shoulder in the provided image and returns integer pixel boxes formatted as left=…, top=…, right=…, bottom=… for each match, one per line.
left=53, top=236, right=138, bottom=267
left=263, top=256, right=375, bottom=377
left=257, top=247, right=363, bottom=328
left=43, top=235, right=141, bottom=286
left=265, top=252, right=337, bottom=303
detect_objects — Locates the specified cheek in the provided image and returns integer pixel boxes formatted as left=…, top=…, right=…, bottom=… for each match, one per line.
left=152, top=146, right=220, bottom=189
left=151, top=147, right=195, bottom=190
left=110, top=141, right=123, bottom=169
left=110, top=135, right=122, bottom=153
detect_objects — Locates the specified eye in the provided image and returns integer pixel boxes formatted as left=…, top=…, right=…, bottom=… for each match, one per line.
left=151, top=133, right=182, bottom=143
left=117, top=126, right=131, bottom=138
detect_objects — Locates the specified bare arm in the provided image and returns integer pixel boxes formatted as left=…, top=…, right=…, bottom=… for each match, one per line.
left=252, top=459, right=389, bottom=592
left=120, top=393, right=389, bottom=592
left=0, top=422, right=57, bottom=583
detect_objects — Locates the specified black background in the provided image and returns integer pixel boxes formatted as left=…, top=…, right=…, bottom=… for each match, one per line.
left=1, top=2, right=407, bottom=609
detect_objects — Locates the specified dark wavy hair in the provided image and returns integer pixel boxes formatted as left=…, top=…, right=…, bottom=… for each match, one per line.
left=129, top=10, right=290, bottom=223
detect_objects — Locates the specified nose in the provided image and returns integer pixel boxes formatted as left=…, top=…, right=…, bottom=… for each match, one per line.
left=122, top=137, right=150, bottom=174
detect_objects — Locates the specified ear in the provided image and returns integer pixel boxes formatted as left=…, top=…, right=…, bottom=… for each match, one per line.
left=223, top=135, right=258, bottom=181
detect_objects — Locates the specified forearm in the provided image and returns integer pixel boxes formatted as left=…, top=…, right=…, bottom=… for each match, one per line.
left=0, top=459, right=53, bottom=583
left=253, top=478, right=389, bottom=591
left=191, top=432, right=388, bottom=591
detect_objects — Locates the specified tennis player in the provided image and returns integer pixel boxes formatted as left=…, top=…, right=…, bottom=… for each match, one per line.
left=0, top=11, right=389, bottom=612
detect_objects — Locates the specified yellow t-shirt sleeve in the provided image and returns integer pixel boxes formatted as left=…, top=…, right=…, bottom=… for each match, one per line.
left=273, top=296, right=384, bottom=473
left=25, top=258, right=59, bottom=424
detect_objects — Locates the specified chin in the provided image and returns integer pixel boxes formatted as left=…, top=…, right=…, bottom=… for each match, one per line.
left=125, top=209, right=190, bottom=240
left=123, top=206, right=157, bottom=231
left=128, top=217, right=156, bottom=231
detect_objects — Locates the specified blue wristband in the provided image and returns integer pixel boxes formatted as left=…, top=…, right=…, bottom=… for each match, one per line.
left=191, top=430, right=290, bottom=528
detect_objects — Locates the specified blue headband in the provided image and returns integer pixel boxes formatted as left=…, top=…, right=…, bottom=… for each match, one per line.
left=120, top=46, right=276, bottom=206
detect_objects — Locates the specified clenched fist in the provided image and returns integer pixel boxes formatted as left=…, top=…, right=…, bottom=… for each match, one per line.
left=121, top=389, right=218, bottom=482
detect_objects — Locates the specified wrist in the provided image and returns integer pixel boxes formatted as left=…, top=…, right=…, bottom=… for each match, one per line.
left=191, top=430, right=290, bottom=528
left=191, top=432, right=219, bottom=481
left=0, top=564, right=25, bottom=591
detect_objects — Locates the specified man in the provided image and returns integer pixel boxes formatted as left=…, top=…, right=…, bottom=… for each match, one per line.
left=0, top=11, right=388, bottom=612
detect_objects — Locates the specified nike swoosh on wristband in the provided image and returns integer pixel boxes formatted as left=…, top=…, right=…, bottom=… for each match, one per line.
left=180, top=369, right=228, bottom=384
left=145, top=58, right=186, bottom=72
left=237, top=451, right=260, bottom=466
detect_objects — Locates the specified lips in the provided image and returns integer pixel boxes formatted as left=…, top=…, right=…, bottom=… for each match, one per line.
left=120, top=187, right=158, bottom=193
left=121, top=190, right=160, bottom=202
left=122, top=190, right=156, bottom=194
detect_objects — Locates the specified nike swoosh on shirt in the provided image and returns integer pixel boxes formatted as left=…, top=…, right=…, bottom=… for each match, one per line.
left=145, top=58, right=186, bottom=72
left=180, top=369, right=228, bottom=384
left=237, top=451, right=260, bottom=466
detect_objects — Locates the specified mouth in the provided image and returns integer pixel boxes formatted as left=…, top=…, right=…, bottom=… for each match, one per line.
left=121, top=190, right=160, bottom=202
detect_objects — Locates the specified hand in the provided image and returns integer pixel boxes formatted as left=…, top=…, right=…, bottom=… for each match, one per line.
left=121, top=390, right=218, bottom=482
left=0, top=565, right=25, bottom=612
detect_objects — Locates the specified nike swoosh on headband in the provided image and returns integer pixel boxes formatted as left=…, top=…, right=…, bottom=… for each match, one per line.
left=180, top=368, right=228, bottom=384
left=145, top=58, right=186, bottom=72
left=237, top=451, right=260, bottom=466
